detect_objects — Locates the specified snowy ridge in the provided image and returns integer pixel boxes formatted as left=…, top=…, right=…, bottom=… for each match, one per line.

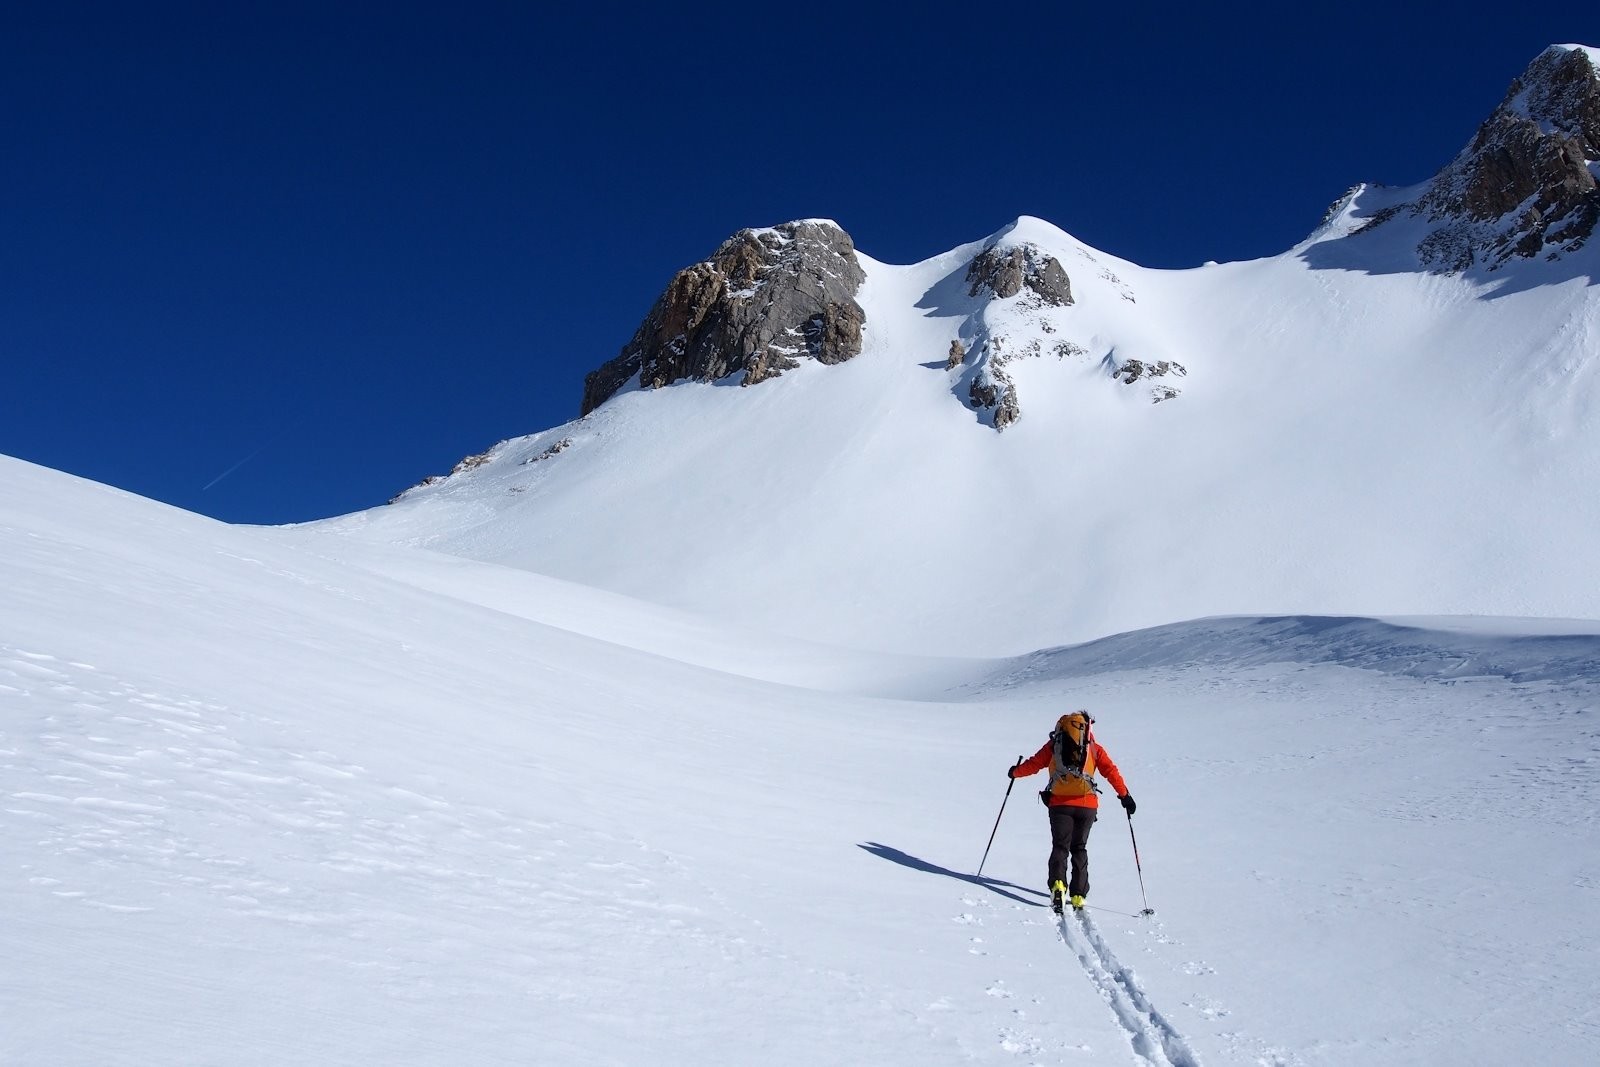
left=975, top=614, right=1600, bottom=695
left=1316, top=44, right=1600, bottom=272
left=1553, top=42, right=1600, bottom=68
left=326, top=195, right=1600, bottom=657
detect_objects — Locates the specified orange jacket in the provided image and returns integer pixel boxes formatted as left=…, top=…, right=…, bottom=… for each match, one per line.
left=1013, top=739, right=1129, bottom=809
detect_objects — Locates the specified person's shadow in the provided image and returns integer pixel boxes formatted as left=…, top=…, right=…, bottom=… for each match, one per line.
left=858, top=842, right=1048, bottom=907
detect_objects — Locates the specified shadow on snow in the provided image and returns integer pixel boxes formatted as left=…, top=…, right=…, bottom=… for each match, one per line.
left=858, top=841, right=1047, bottom=908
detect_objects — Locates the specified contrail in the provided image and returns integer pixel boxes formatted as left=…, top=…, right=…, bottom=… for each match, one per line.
left=202, top=428, right=289, bottom=491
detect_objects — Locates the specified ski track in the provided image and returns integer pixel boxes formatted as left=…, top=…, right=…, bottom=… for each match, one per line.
left=1058, top=910, right=1202, bottom=1067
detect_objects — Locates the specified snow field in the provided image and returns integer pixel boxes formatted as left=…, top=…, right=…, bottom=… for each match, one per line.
left=5, top=454, right=1598, bottom=1063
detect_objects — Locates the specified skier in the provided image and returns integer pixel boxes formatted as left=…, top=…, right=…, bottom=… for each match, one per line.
left=1007, top=711, right=1135, bottom=913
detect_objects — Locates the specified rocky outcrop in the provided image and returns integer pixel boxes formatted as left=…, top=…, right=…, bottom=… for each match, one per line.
left=1113, top=358, right=1187, bottom=403
left=963, top=334, right=1103, bottom=430
left=581, top=220, right=866, bottom=415
left=967, top=337, right=1023, bottom=430
left=523, top=437, right=572, bottom=464
left=451, top=448, right=497, bottom=475
left=965, top=244, right=1074, bottom=305
left=958, top=241, right=1098, bottom=429
left=954, top=237, right=1183, bottom=427
left=388, top=475, right=444, bottom=504
left=1367, top=45, right=1600, bottom=270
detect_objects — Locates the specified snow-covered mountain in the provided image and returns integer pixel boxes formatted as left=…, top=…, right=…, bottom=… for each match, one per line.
left=313, top=46, right=1600, bottom=658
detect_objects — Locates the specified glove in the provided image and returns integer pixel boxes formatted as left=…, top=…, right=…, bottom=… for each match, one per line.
left=1007, top=764, right=1018, bottom=779
left=1119, top=794, right=1137, bottom=815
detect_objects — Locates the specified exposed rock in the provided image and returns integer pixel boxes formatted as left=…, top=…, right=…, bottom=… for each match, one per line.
left=955, top=241, right=1084, bottom=429
left=581, top=220, right=867, bottom=415
left=967, top=360, right=1020, bottom=430
left=1367, top=46, right=1600, bottom=269
left=945, top=339, right=966, bottom=370
left=388, top=474, right=445, bottom=504
left=965, top=337, right=1025, bottom=430
left=523, top=437, right=572, bottom=464
left=966, top=244, right=1074, bottom=306
left=955, top=237, right=1175, bottom=428
left=1113, top=359, right=1187, bottom=385
left=452, top=449, right=496, bottom=475
left=1113, top=358, right=1187, bottom=403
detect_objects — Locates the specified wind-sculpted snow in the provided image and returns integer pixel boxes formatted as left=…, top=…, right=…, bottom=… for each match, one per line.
left=974, top=614, right=1600, bottom=695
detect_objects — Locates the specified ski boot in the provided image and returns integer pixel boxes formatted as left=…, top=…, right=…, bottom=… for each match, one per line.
left=1070, top=894, right=1086, bottom=911
left=1050, top=881, right=1068, bottom=914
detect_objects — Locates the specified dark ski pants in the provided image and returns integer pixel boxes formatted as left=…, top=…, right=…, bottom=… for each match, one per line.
left=1047, top=804, right=1097, bottom=898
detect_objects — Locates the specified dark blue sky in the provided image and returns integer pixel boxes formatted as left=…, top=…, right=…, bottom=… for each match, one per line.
left=3, top=3, right=1592, bottom=523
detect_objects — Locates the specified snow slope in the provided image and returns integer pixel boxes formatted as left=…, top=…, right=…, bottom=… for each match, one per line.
left=314, top=215, right=1600, bottom=657
left=5, top=453, right=1597, bottom=1065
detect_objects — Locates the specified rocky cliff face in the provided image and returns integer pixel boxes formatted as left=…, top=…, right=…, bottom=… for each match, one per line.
left=581, top=220, right=866, bottom=415
left=1366, top=45, right=1600, bottom=270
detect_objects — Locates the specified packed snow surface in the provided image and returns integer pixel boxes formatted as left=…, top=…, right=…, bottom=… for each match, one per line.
left=4, top=454, right=1597, bottom=1065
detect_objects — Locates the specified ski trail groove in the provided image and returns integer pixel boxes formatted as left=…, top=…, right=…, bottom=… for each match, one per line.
left=1057, top=912, right=1202, bottom=1067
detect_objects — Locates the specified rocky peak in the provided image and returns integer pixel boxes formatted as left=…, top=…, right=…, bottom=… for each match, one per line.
left=965, top=242, right=1074, bottom=305
left=581, top=220, right=867, bottom=415
left=949, top=233, right=1178, bottom=431
left=1371, top=45, right=1600, bottom=270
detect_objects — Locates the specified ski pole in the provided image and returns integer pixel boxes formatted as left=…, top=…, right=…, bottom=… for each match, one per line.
left=976, top=757, right=1023, bottom=878
left=1125, top=811, right=1155, bottom=916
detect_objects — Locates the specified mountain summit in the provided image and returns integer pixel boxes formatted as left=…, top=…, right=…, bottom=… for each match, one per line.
left=580, top=46, right=1599, bottom=433
left=580, top=220, right=866, bottom=416
left=577, top=214, right=1177, bottom=432
left=1315, top=44, right=1600, bottom=270
left=320, top=46, right=1600, bottom=656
